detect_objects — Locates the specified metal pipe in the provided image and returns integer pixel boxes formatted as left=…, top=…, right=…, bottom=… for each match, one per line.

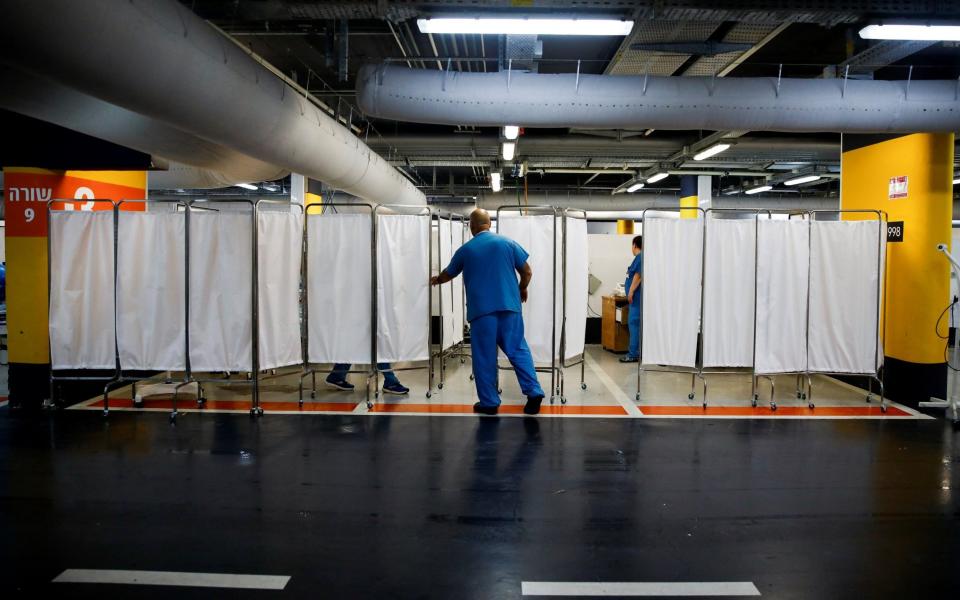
left=2, top=0, right=424, bottom=205
left=358, top=65, right=960, bottom=133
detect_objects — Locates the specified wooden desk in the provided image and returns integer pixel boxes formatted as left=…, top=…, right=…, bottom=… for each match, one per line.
left=601, top=295, right=631, bottom=352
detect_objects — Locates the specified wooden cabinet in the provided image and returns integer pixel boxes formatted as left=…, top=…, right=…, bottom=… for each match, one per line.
left=601, top=295, right=631, bottom=352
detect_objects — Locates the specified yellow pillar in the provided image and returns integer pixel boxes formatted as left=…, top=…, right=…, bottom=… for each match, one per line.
left=3, top=168, right=146, bottom=409
left=616, top=219, right=634, bottom=234
left=840, top=133, right=954, bottom=405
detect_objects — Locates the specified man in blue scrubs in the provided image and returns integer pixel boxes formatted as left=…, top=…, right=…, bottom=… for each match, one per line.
left=620, top=235, right=643, bottom=363
left=431, top=209, right=546, bottom=415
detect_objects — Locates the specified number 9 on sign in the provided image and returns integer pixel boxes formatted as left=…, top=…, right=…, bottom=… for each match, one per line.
left=24, top=207, right=35, bottom=223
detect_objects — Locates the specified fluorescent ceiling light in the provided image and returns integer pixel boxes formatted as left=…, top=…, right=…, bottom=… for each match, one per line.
left=953, top=176, right=960, bottom=185
left=646, top=172, right=668, bottom=183
left=627, top=182, right=645, bottom=193
left=236, top=183, right=257, bottom=190
left=490, top=171, right=502, bottom=192
left=693, top=143, right=731, bottom=161
left=502, top=141, right=516, bottom=161
left=859, top=24, right=960, bottom=41
left=745, top=185, right=773, bottom=195
left=503, top=125, right=520, bottom=140
left=784, top=174, right=822, bottom=186
left=417, top=17, right=633, bottom=36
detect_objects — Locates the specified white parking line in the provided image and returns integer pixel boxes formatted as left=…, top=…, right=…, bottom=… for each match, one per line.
left=53, top=569, right=290, bottom=590
left=585, top=354, right=644, bottom=417
left=522, top=581, right=761, bottom=596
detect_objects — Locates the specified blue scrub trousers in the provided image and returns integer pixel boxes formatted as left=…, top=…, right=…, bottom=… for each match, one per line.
left=330, top=363, right=399, bottom=386
left=627, top=300, right=641, bottom=359
left=470, top=310, right=545, bottom=407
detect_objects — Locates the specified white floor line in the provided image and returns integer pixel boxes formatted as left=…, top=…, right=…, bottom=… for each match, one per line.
left=522, top=581, right=760, bottom=597
left=53, top=569, right=290, bottom=590
left=585, top=354, right=644, bottom=417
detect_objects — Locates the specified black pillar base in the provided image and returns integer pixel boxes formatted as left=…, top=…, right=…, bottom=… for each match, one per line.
left=8, top=363, right=50, bottom=411
left=883, top=357, right=947, bottom=409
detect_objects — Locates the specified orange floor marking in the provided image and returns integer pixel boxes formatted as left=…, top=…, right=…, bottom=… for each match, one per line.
left=368, top=403, right=627, bottom=415
left=89, top=398, right=360, bottom=412
left=640, top=405, right=911, bottom=417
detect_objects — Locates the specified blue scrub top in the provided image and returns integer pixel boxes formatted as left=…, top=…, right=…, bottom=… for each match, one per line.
left=444, top=231, right=529, bottom=322
left=624, top=252, right=642, bottom=296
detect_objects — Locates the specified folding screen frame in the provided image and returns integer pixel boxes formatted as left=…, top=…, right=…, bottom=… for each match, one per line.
left=373, top=203, right=436, bottom=402
left=560, top=208, right=589, bottom=395
left=750, top=210, right=813, bottom=411
left=47, top=199, right=119, bottom=416
left=299, top=202, right=377, bottom=408
left=635, top=207, right=708, bottom=406
left=444, top=213, right=472, bottom=367
left=109, top=199, right=192, bottom=417
left=495, top=205, right=586, bottom=405
left=432, top=210, right=460, bottom=390
left=804, top=209, right=888, bottom=413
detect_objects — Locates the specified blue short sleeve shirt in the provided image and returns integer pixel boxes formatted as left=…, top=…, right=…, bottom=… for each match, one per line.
left=444, top=231, right=529, bottom=322
left=624, top=252, right=642, bottom=292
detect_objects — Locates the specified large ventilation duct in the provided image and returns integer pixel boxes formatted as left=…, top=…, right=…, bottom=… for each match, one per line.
left=470, top=193, right=840, bottom=213
left=0, top=65, right=288, bottom=187
left=1, top=0, right=424, bottom=205
left=358, top=65, right=960, bottom=133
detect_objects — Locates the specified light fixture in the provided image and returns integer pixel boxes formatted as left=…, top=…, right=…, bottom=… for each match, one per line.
left=417, top=17, right=634, bottom=36
left=503, top=125, right=520, bottom=140
left=261, top=183, right=280, bottom=192
left=627, top=182, right=645, bottom=193
left=784, top=174, right=822, bottom=186
left=953, top=176, right=960, bottom=185
left=745, top=184, right=773, bottom=195
left=646, top=171, right=669, bottom=184
left=692, top=143, right=731, bottom=161
left=490, top=171, right=502, bottom=192
left=236, top=183, right=258, bottom=190
left=502, top=141, right=516, bottom=161
left=859, top=24, right=960, bottom=41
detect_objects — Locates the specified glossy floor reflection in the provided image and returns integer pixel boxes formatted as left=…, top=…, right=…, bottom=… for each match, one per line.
left=2, top=407, right=958, bottom=598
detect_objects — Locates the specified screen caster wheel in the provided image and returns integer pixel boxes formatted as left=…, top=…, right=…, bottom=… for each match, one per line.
left=460, top=359, right=466, bottom=364
left=635, top=393, right=640, bottom=401
left=770, top=403, right=778, bottom=412
left=426, top=391, right=432, bottom=399
left=469, top=374, right=474, bottom=381
left=865, top=395, right=872, bottom=403
left=751, top=395, right=758, bottom=408
left=438, top=383, right=444, bottom=390
left=169, top=412, right=178, bottom=423
left=133, top=395, right=144, bottom=409
left=702, top=402, right=707, bottom=409
left=102, top=409, right=110, bottom=418
left=498, top=388, right=502, bottom=394
left=196, top=400, right=204, bottom=408
left=688, top=393, right=695, bottom=400
left=367, top=401, right=373, bottom=409
left=880, top=405, right=887, bottom=413
left=808, top=402, right=815, bottom=409
left=581, top=383, right=587, bottom=390
left=310, top=391, right=316, bottom=399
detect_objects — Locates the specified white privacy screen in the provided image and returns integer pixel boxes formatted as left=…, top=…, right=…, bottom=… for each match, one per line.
left=307, top=213, right=372, bottom=364
left=49, top=211, right=117, bottom=370
left=641, top=217, right=703, bottom=368
left=450, top=223, right=466, bottom=345
left=498, top=214, right=561, bottom=365
left=257, top=210, right=303, bottom=370
left=188, top=211, right=253, bottom=372
left=563, top=217, right=589, bottom=360
left=808, top=220, right=885, bottom=374
left=755, top=219, right=810, bottom=374
left=438, top=218, right=456, bottom=349
left=117, top=212, right=186, bottom=370
left=377, top=214, right=430, bottom=363
left=703, top=218, right=757, bottom=367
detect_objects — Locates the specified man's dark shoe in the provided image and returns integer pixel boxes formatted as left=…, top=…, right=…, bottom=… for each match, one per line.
left=473, top=402, right=499, bottom=416
left=325, top=377, right=355, bottom=391
left=524, top=395, right=544, bottom=415
left=619, top=356, right=639, bottom=363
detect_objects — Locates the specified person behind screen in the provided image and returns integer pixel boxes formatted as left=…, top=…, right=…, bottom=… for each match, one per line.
left=430, top=208, right=545, bottom=416
left=326, top=363, right=409, bottom=396
left=619, top=235, right=643, bottom=363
